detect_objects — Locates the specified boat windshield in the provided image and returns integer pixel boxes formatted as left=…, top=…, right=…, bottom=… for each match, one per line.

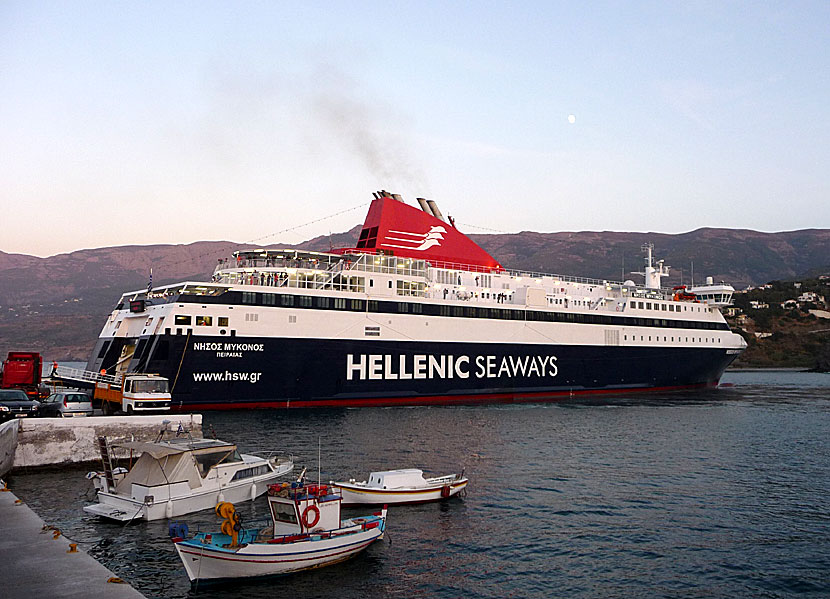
left=132, top=379, right=169, bottom=393
left=270, top=501, right=298, bottom=524
left=193, top=448, right=242, bottom=476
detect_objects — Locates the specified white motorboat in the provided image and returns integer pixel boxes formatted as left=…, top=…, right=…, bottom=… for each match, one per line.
left=174, top=481, right=387, bottom=583
left=332, top=469, right=468, bottom=505
left=84, top=436, right=293, bottom=522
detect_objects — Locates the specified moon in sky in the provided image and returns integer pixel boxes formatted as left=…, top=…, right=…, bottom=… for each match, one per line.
left=568, top=114, right=576, bottom=124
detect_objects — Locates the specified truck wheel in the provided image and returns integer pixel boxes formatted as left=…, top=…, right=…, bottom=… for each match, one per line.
left=102, top=402, right=112, bottom=416
left=127, top=405, right=134, bottom=416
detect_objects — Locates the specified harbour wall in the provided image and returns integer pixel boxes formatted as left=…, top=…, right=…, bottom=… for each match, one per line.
left=10, top=414, right=203, bottom=470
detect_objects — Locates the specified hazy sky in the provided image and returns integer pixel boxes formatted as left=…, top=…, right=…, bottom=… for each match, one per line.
left=2, top=1, right=828, bottom=257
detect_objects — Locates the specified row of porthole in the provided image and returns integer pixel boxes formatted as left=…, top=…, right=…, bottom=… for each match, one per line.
left=624, top=334, right=722, bottom=343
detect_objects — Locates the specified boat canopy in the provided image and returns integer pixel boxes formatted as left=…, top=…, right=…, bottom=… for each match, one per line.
left=115, top=441, right=188, bottom=459
left=113, top=451, right=204, bottom=492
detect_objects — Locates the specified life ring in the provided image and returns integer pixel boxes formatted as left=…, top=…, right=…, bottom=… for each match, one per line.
left=302, top=505, right=320, bottom=528
left=441, top=485, right=451, bottom=498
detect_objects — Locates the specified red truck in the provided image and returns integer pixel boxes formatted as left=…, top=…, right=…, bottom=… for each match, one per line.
left=0, top=352, right=48, bottom=400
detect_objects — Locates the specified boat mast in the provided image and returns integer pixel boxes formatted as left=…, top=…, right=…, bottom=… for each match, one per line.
left=632, top=243, right=670, bottom=289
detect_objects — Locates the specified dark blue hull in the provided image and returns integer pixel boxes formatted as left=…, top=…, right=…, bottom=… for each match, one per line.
left=89, top=334, right=739, bottom=409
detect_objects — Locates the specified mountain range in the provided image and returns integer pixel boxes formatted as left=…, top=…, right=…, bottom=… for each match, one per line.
left=1, top=226, right=829, bottom=360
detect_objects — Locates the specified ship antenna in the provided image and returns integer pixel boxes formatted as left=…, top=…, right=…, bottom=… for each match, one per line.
left=318, top=436, right=321, bottom=487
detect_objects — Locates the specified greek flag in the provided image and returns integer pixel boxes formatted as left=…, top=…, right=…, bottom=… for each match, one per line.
left=147, top=268, right=153, bottom=294
left=176, top=422, right=184, bottom=437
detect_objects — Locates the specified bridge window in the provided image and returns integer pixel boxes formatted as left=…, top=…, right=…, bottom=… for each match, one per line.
left=195, top=316, right=212, bottom=326
left=271, top=501, right=298, bottom=524
left=175, top=315, right=191, bottom=325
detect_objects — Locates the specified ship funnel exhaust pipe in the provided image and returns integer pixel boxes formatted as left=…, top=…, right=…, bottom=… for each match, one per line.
left=392, top=193, right=403, bottom=202
left=416, top=197, right=432, bottom=215
left=426, top=199, right=445, bottom=222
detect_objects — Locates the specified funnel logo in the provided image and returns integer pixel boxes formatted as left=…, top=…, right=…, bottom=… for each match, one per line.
left=381, top=226, right=447, bottom=252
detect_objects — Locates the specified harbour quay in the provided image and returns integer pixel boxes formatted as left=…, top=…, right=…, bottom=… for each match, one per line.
left=0, top=486, right=146, bottom=598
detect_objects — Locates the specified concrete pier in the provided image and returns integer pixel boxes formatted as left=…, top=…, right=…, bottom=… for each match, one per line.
left=0, top=486, right=145, bottom=598
left=11, top=414, right=202, bottom=469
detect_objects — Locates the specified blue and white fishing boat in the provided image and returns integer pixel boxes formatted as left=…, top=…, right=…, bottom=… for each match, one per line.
left=173, top=479, right=387, bottom=583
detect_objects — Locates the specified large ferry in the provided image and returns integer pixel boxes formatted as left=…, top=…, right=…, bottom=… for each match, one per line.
left=86, top=191, right=746, bottom=410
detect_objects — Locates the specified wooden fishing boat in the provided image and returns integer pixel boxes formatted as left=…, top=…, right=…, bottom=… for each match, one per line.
left=173, top=481, right=387, bottom=583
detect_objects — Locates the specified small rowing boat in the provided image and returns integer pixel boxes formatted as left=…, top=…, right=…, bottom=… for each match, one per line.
left=332, top=469, right=468, bottom=505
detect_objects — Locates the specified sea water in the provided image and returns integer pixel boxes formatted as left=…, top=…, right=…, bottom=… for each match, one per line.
left=8, top=371, right=830, bottom=598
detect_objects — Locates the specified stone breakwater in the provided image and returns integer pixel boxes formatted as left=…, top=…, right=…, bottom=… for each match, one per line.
left=6, top=414, right=202, bottom=470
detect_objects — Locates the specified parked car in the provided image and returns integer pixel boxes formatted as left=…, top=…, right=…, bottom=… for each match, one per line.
left=0, top=389, right=40, bottom=422
left=39, top=391, right=94, bottom=418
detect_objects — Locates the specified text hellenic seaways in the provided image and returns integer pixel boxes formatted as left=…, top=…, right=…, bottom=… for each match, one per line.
left=346, top=354, right=559, bottom=381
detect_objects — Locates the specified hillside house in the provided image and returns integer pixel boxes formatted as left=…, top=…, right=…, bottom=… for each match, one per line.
left=749, top=301, right=769, bottom=309
left=797, top=291, right=823, bottom=304
left=781, top=299, right=798, bottom=310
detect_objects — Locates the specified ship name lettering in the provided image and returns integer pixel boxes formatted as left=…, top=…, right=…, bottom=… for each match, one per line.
left=346, top=353, right=557, bottom=381
left=346, top=354, right=470, bottom=381
left=474, top=355, right=559, bottom=378
left=193, top=342, right=223, bottom=351
left=223, top=343, right=264, bottom=352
